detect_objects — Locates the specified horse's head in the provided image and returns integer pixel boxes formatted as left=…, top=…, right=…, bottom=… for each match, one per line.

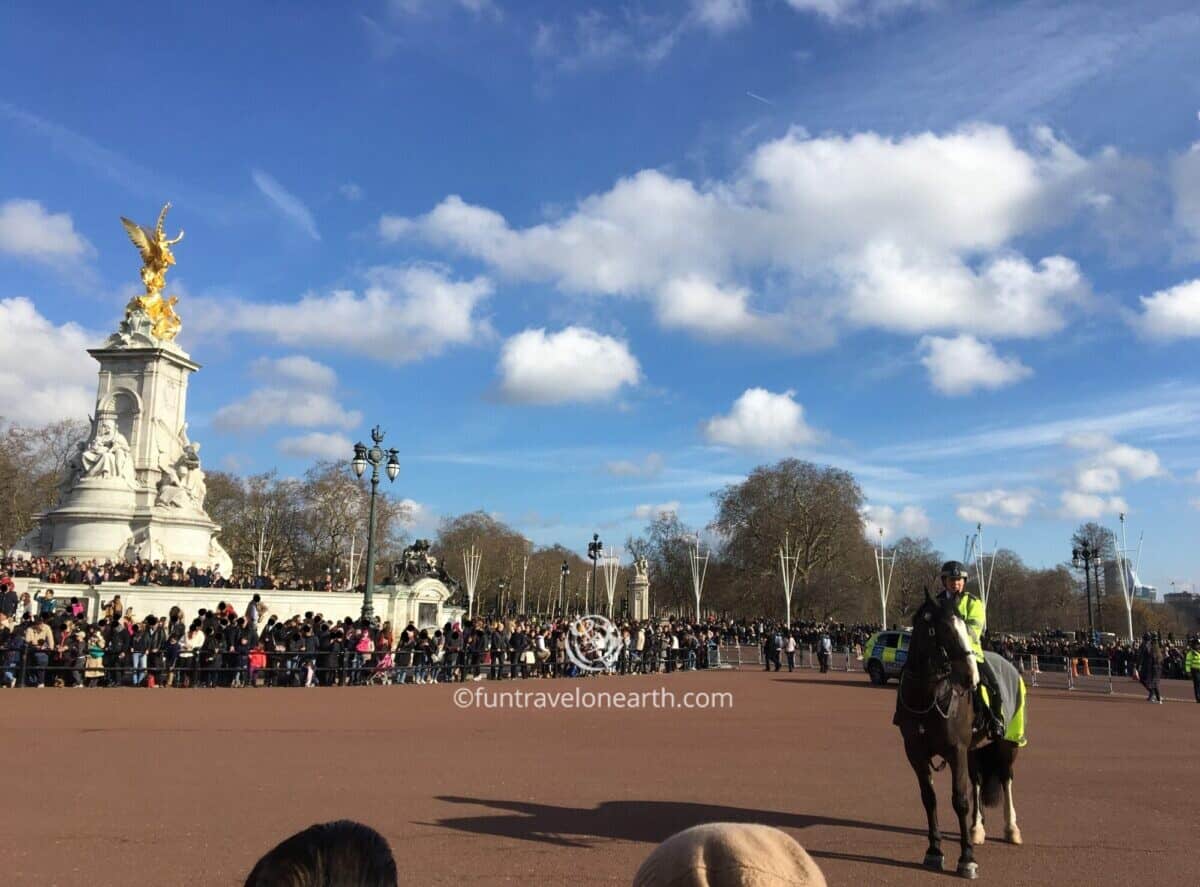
left=910, top=589, right=979, bottom=689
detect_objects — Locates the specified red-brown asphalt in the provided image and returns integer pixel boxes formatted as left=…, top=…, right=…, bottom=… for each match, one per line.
left=1, top=668, right=1194, bottom=886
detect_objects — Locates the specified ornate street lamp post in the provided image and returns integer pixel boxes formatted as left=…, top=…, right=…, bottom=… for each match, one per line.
left=1071, top=540, right=1098, bottom=637
left=559, top=560, right=569, bottom=616
left=587, top=533, right=602, bottom=615
left=351, top=426, right=399, bottom=621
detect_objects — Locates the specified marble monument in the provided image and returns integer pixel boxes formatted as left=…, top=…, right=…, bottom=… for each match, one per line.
left=18, top=204, right=231, bottom=574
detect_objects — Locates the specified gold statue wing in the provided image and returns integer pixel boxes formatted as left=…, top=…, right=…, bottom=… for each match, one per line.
left=120, top=216, right=156, bottom=262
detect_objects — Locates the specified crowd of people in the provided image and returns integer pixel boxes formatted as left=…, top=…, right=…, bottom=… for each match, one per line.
left=986, top=629, right=1197, bottom=681
left=0, top=588, right=764, bottom=688
left=1, top=555, right=331, bottom=592
left=3, top=554, right=1197, bottom=695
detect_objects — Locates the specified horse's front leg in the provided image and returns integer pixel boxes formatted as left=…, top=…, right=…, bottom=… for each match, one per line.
left=905, top=739, right=942, bottom=869
left=950, top=748, right=978, bottom=879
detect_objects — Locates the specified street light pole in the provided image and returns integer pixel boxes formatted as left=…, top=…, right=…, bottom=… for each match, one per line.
left=587, top=533, right=602, bottom=616
left=559, top=560, right=569, bottom=616
left=1072, top=541, right=1097, bottom=636
left=351, top=426, right=400, bottom=622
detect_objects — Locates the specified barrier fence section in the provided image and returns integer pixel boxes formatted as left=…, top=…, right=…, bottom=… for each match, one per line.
left=1018, top=654, right=1113, bottom=694
left=1, top=645, right=752, bottom=688
left=4, top=638, right=870, bottom=688
left=716, top=642, right=856, bottom=673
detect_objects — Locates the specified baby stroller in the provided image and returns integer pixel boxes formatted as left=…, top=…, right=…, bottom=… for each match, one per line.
left=368, top=651, right=395, bottom=686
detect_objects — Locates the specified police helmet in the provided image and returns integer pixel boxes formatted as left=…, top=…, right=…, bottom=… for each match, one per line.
left=939, top=561, right=969, bottom=580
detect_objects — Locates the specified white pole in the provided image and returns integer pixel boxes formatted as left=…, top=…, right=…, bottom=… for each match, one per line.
left=973, top=522, right=995, bottom=625
left=602, top=548, right=621, bottom=619
left=462, top=546, right=481, bottom=620
left=688, top=534, right=709, bottom=623
left=874, top=527, right=896, bottom=629
left=521, top=555, right=528, bottom=616
left=1113, top=513, right=1135, bottom=643
left=778, top=530, right=800, bottom=627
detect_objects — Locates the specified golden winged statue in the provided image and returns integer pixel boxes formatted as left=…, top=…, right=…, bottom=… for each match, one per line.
left=120, top=202, right=184, bottom=341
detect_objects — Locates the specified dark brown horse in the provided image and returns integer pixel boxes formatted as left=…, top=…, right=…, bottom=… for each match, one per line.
left=894, top=591, right=1022, bottom=879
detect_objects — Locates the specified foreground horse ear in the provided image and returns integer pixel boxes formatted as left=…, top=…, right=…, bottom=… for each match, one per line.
left=924, top=586, right=934, bottom=606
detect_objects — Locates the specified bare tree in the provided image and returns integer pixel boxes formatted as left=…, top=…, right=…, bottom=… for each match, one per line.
left=712, top=459, right=870, bottom=620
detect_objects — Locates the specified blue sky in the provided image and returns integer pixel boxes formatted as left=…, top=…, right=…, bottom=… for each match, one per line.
left=1, top=0, right=1198, bottom=594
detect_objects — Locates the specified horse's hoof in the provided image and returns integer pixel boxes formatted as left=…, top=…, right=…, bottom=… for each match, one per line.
left=970, top=825, right=986, bottom=845
left=923, top=852, right=944, bottom=870
left=1005, top=827, right=1022, bottom=845
left=956, top=861, right=979, bottom=879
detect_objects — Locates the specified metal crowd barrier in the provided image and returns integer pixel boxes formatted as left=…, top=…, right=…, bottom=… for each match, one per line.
left=713, top=642, right=856, bottom=673
left=1020, top=654, right=1112, bottom=694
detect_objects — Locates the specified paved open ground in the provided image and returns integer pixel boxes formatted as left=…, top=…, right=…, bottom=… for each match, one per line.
left=1, top=668, right=1194, bottom=886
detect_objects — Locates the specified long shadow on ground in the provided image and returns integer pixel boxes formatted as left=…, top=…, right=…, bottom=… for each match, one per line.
left=426, top=797, right=926, bottom=849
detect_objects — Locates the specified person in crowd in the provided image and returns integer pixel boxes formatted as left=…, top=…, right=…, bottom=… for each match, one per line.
left=1186, top=636, right=1200, bottom=704
left=243, top=820, right=398, bottom=887
left=633, top=822, right=826, bottom=887
left=1139, top=632, right=1164, bottom=704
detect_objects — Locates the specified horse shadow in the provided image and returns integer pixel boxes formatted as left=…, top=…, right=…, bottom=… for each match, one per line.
left=424, top=796, right=928, bottom=851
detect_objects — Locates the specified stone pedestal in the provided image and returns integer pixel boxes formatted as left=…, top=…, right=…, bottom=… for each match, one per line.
left=628, top=574, right=650, bottom=621
left=18, top=331, right=231, bottom=574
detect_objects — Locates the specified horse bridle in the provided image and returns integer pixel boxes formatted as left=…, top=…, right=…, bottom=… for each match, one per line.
left=897, top=612, right=970, bottom=719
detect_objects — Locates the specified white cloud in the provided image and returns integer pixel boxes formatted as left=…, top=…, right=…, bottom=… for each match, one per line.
left=1075, top=465, right=1121, bottom=494
left=704, top=388, right=819, bottom=450
left=784, top=0, right=936, bottom=25
left=846, top=249, right=1084, bottom=339
left=386, top=125, right=1096, bottom=347
left=192, top=265, right=492, bottom=364
left=497, top=326, right=640, bottom=404
left=1133, top=278, right=1200, bottom=340
left=954, top=489, right=1037, bottom=527
left=252, top=355, right=338, bottom=391
left=692, top=0, right=750, bottom=32
left=217, top=353, right=361, bottom=435
left=1066, top=433, right=1164, bottom=482
left=390, top=0, right=500, bottom=17
left=0, top=297, right=96, bottom=423
left=1058, top=434, right=1162, bottom=519
left=862, top=504, right=931, bottom=539
left=277, top=431, right=354, bottom=460
left=0, top=199, right=93, bottom=263
left=339, top=183, right=363, bottom=201
left=919, top=334, right=1033, bottom=396
left=654, top=275, right=773, bottom=339
left=605, top=452, right=664, bottom=478
left=1059, top=490, right=1128, bottom=520
left=632, top=501, right=680, bottom=520
left=397, top=497, right=432, bottom=530
left=1171, top=143, right=1200, bottom=260
left=252, top=169, right=320, bottom=240
left=214, top=389, right=362, bottom=433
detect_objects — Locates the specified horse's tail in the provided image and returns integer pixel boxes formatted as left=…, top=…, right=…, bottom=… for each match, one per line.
left=976, top=741, right=1014, bottom=808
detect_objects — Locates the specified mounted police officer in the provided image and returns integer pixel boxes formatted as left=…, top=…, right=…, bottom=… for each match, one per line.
left=938, top=560, right=1004, bottom=740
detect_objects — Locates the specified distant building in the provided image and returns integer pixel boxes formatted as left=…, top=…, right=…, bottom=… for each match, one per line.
left=1103, top=560, right=1156, bottom=603
left=1164, top=591, right=1200, bottom=628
